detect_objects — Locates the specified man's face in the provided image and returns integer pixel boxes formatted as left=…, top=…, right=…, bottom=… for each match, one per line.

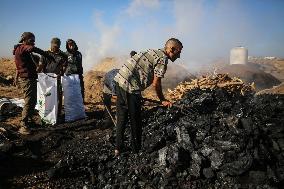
left=26, top=37, right=35, bottom=46
left=68, top=42, right=75, bottom=51
left=51, top=42, right=60, bottom=52
left=169, top=45, right=182, bottom=62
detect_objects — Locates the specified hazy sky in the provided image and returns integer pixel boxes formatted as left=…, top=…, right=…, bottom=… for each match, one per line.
left=1, top=0, right=284, bottom=71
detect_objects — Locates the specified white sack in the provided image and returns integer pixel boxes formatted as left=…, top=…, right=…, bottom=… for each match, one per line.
left=36, top=73, right=58, bottom=125
left=62, top=74, right=86, bottom=122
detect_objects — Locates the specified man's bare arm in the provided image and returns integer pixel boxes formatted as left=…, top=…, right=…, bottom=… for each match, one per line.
left=37, top=63, right=44, bottom=72
left=152, top=76, right=172, bottom=107
left=152, top=76, right=165, bottom=101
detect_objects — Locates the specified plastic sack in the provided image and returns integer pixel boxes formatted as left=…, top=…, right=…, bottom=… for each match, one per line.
left=62, top=74, right=86, bottom=122
left=36, top=73, right=58, bottom=125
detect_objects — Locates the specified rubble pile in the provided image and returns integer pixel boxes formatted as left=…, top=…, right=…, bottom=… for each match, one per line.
left=168, top=74, right=255, bottom=101
left=1, top=78, right=283, bottom=188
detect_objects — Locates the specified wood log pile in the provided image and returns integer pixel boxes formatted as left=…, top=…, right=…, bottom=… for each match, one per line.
left=168, top=74, right=255, bottom=101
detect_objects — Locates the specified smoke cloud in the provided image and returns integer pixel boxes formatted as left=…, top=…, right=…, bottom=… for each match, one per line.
left=79, top=0, right=284, bottom=73
left=126, top=0, right=160, bottom=17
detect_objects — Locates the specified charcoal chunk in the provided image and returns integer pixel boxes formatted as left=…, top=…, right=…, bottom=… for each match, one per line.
left=203, top=168, right=215, bottom=179
left=221, top=154, right=253, bottom=176
left=210, top=150, right=224, bottom=170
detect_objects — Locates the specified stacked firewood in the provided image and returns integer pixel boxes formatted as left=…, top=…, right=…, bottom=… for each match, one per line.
left=168, top=74, right=255, bottom=101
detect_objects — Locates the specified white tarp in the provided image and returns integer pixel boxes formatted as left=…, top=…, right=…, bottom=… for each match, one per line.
left=0, top=98, right=24, bottom=116
left=0, top=98, right=24, bottom=108
left=36, top=73, right=58, bottom=125
left=62, top=74, right=86, bottom=122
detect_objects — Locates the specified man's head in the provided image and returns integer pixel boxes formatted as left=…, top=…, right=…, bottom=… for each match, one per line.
left=164, top=38, right=183, bottom=62
left=51, top=37, right=61, bottom=52
left=20, top=32, right=35, bottom=46
left=66, top=39, right=78, bottom=53
left=130, top=51, right=137, bottom=57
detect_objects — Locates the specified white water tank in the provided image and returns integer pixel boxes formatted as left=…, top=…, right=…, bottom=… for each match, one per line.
left=230, top=47, right=248, bottom=65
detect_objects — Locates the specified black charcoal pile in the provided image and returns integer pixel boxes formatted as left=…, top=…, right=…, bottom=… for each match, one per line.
left=140, top=89, right=284, bottom=188
left=50, top=88, right=283, bottom=188
left=91, top=88, right=282, bottom=189
left=1, top=88, right=283, bottom=189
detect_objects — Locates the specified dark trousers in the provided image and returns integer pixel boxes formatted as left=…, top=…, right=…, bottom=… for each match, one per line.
left=115, top=85, right=142, bottom=153
left=102, top=93, right=115, bottom=128
left=103, top=92, right=112, bottom=119
left=103, top=92, right=112, bottom=111
left=79, top=74, right=85, bottom=103
left=19, top=78, right=37, bottom=123
left=57, top=79, right=62, bottom=120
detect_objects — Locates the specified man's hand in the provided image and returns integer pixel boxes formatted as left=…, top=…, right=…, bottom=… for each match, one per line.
left=57, top=74, right=62, bottom=79
left=161, top=100, right=172, bottom=108
left=45, top=53, right=55, bottom=62
left=37, top=63, right=44, bottom=73
left=13, top=78, right=18, bottom=86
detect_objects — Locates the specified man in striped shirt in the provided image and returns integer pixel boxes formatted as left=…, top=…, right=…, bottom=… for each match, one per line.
left=113, top=38, right=183, bottom=156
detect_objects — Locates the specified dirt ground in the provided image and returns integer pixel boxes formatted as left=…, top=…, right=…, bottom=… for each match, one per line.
left=1, top=56, right=283, bottom=188
left=0, top=58, right=22, bottom=99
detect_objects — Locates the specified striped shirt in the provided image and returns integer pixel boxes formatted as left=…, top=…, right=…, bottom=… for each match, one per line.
left=114, top=49, right=168, bottom=94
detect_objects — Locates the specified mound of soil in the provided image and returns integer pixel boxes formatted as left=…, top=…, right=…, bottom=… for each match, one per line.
left=84, top=70, right=105, bottom=104
left=249, top=58, right=284, bottom=82
left=92, top=57, right=123, bottom=72
left=0, top=58, right=16, bottom=78
left=257, top=82, right=284, bottom=95
left=218, top=64, right=281, bottom=91
left=0, top=58, right=22, bottom=99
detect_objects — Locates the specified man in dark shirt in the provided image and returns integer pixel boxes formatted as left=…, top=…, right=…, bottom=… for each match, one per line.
left=38, top=38, right=67, bottom=75
left=38, top=38, right=67, bottom=121
left=13, top=32, right=54, bottom=134
left=65, top=39, right=84, bottom=102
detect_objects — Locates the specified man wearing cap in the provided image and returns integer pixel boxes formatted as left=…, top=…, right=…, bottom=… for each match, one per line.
left=113, top=38, right=183, bottom=156
left=64, top=39, right=84, bottom=101
left=13, top=32, right=55, bottom=134
left=37, top=37, right=68, bottom=121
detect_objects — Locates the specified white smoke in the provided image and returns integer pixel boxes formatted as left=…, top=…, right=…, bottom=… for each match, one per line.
left=82, top=11, right=122, bottom=71
left=171, top=0, right=253, bottom=71
left=81, top=0, right=162, bottom=72
left=80, top=0, right=284, bottom=73
left=126, top=0, right=160, bottom=17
